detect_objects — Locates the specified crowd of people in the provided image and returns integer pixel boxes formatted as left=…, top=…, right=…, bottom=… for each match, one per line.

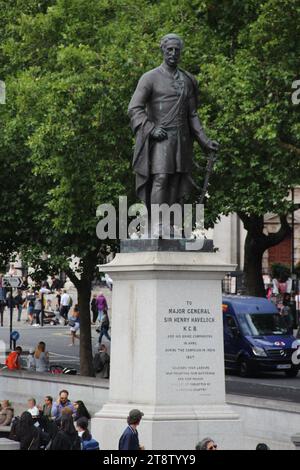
left=1, top=390, right=99, bottom=450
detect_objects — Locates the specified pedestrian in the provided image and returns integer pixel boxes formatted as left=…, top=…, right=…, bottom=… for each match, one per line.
left=73, top=400, right=91, bottom=422
left=21, top=276, right=29, bottom=291
left=0, top=275, right=6, bottom=327
left=279, top=298, right=293, bottom=335
left=97, top=310, right=111, bottom=344
left=51, top=390, right=75, bottom=422
left=60, top=289, right=72, bottom=324
left=0, top=400, right=14, bottom=426
left=68, top=305, right=80, bottom=346
left=118, top=409, right=145, bottom=450
left=76, top=416, right=100, bottom=450
left=96, top=292, right=108, bottom=323
left=93, top=344, right=110, bottom=378
left=15, top=411, right=41, bottom=450
left=26, top=288, right=36, bottom=324
left=14, top=289, right=25, bottom=322
left=195, top=437, right=218, bottom=450
left=6, top=291, right=15, bottom=316
left=5, top=346, right=22, bottom=370
left=91, top=294, right=98, bottom=324
left=56, top=288, right=62, bottom=309
left=26, top=347, right=36, bottom=370
left=33, top=291, right=42, bottom=326
left=34, top=341, right=50, bottom=372
left=50, top=414, right=81, bottom=450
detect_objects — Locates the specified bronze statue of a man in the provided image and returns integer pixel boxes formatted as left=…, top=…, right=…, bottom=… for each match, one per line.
left=128, top=33, right=219, bottom=213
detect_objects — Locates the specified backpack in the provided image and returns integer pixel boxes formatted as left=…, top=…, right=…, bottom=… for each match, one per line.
left=82, top=437, right=100, bottom=451
left=68, top=296, right=73, bottom=307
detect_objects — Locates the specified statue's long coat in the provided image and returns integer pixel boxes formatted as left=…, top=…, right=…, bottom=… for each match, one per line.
left=128, top=65, right=209, bottom=206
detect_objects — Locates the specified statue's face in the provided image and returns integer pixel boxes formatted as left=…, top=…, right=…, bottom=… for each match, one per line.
left=162, top=40, right=181, bottom=68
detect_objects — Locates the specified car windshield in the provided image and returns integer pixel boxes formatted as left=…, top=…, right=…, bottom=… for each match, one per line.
left=238, top=313, right=289, bottom=336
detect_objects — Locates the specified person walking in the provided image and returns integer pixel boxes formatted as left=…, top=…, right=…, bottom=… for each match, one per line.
left=60, top=289, right=72, bottom=324
left=14, top=289, right=25, bottom=322
left=33, top=292, right=42, bottom=326
left=91, top=294, right=98, bottom=324
left=118, top=409, right=145, bottom=450
left=68, top=305, right=80, bottom=346
left=97, top=310, right=111, bottom=344
left=50, top=414, right=81, bottom=450
left=0, top=276, right=6, bottom=327
left=96, top=292, right=108, bottom=323
left=26, top=289, right=36, bottom=324
left=34, top=341, right=50, bottom=372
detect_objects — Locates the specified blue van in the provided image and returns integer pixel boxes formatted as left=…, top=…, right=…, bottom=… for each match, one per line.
left=222, top=295, right=300, bottom=377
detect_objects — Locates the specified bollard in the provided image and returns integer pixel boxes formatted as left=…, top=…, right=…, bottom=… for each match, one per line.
left=0, top=438, right=20, bottom=450
left=291, top=434, right=300, bottom=449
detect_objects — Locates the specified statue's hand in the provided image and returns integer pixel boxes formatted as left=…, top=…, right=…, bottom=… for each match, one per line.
left=205, top=140, right=219, bottom=152
left=150, top=127, right=168, bottom=141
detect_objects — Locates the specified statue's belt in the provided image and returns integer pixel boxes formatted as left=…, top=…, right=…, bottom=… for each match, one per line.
left=158, top=124, right=186, bottom=131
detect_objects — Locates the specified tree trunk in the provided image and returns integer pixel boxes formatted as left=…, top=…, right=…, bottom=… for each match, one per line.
left=67, top=260, right=96, bottom=377
left=243, top=233, right=265, bottom=297
left=239, top=212, right=292, bottom=297
left=77, top=278, right=95, bottom=377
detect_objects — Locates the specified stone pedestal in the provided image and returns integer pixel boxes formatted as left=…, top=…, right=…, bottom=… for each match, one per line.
left=92, top=250, right=242, bottom=449
left=291, top=434, right=300, bottom=449
left=0, top=438, right=20, bottom=450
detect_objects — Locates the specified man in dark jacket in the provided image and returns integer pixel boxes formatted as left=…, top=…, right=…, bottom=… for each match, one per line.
left=118, top=409, right=144, bottom=450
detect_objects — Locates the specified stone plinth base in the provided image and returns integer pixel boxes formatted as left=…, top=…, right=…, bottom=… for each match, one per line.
left=92, top=251, right=242, bottom=449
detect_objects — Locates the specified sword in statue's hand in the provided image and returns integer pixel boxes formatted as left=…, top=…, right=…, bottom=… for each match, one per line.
left=198, top=142, right=219, bottom=205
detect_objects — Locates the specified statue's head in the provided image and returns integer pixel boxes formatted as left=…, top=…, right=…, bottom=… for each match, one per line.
left=160, top=33, right=183, bottom=68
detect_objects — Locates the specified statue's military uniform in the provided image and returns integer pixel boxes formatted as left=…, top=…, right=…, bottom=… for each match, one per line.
left=128, top=65, right=210, bottom=205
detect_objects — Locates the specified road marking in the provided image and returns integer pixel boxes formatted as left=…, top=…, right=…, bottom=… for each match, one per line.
left=49, top=352, right=78, bottom=359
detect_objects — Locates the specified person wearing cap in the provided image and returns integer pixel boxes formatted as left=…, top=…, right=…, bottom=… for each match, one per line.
left=118, top=409, right=145, bottom=450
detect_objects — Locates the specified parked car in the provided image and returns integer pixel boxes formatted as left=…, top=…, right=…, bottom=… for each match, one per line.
left=223, top=295, right=300, bottom=378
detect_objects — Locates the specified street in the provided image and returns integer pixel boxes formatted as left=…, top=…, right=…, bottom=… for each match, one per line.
left=0, top=285, right=112, bottom=370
